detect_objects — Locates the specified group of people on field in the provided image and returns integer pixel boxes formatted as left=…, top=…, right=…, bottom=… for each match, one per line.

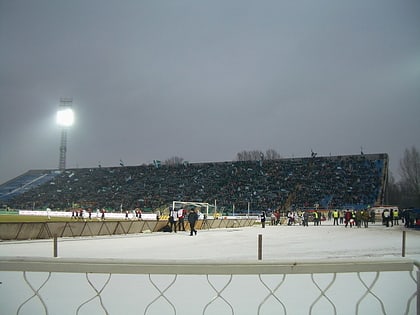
left=168, top=207, right=199, bottom=236
left=71, top=208, right=95, bottom=220
left=124, top=208, right=142, bottom=220
left=265, top=210, right=327, bottom=227
left=261, top=208, right=407, bottom=229
left=381, top=208, right=402, bottom=227
left=342, top=209, right=374, bottom=228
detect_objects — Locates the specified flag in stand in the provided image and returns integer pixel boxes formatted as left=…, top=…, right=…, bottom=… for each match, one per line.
left=153, top=160, right=161, bottom=168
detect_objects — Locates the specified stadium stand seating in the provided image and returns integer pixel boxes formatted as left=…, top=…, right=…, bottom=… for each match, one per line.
left=0, top=170, right=59, bottom=202
left=3, top=154, right=387, bottom=212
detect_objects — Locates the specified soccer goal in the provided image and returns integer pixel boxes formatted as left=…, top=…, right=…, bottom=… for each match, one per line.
left=172, top=201, right=214, bottom=218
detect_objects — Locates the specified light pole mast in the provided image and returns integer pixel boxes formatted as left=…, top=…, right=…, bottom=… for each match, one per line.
left=56, top=97, right=74, bottom=171
left=59, top=128, right=68, bottom=171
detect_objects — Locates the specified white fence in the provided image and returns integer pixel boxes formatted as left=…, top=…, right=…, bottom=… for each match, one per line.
left=0, top=257, right=418, bottom=315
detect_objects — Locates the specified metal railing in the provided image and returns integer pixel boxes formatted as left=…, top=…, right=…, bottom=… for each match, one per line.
left=0, top=257, right=418, bottom=315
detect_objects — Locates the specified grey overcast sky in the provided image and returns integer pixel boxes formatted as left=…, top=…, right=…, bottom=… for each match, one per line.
left=1, top=0, right=419, bottom=184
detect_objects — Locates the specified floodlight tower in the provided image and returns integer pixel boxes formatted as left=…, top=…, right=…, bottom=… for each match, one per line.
left=56, top=97, right=74, bottom=171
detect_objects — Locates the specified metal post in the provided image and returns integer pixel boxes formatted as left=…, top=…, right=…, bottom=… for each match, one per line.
left=258, top=234, right=262, bottom=260
left=417, top=270, right=419, bottom=315
left=402, top=230, right=406, bottom=257
left=53, top=235, right=58, bottom=257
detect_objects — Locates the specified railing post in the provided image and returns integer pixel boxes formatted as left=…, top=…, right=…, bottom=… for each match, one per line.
left=53, top=235, right=58, bottom=258
left=417, top=269, right=419, bottom=315
left=402, top=230, right=406, bottom=257
left=258, top=234, right=262, bottom=260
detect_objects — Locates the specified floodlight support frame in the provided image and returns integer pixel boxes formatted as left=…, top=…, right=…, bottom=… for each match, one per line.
left=58, top=97, right=73, bottom=171
left=59, top=128, right=68, bottom=171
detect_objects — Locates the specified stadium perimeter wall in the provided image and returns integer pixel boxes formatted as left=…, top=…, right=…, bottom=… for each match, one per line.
left=0, top=218, right=255, bottom=240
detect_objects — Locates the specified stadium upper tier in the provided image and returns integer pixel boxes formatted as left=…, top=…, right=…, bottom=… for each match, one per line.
left=2, top=153, right=388, bottom=211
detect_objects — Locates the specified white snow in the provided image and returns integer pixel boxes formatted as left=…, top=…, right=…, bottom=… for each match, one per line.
left=0, top=222, right=419, bottom=315
left=0, top=222, right=418, bottom=261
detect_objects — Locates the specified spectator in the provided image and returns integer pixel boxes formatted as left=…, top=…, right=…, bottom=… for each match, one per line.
left=6, top=154, right=386, bottom=214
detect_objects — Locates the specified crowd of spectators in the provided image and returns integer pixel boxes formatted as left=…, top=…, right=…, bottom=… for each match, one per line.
left=6, top=154, right=387, bottom=212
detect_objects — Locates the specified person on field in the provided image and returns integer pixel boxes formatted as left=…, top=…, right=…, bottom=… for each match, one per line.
left=362, top=210, right=370, bottom=228
left=344, top=209, right=352, bottom=228
left=261, top=210, right=267, bottom=228
left=178, top=207, right=186, bottom=231
left=169, top=207, right=178, bottom=233
left=135, top=208, right=142, bottom=220
left=275, top=210, right=281, bottom=225
left=392, top=208, right=400, bottom=225
left=382, top=209, right=391, bottom=227
left=370, top=209, right=376, bottom=224
left=339, top=210, right=344, bottom=224
left=302, top=211, right=309, bottom=227
left=313, top=211, right=319, bottom=226
left=188, top=208, right=199, bottom=236
left=271, top=212, right=276, bottom=226
left=333, top=210, right=339, bottom=225
left=355, top=211, right=362, bottom=228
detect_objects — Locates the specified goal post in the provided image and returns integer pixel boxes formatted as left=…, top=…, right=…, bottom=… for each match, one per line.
left=172, top=201, right=215, bottom=218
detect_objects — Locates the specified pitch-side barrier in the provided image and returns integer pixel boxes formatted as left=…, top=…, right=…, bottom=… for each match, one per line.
left=0, top=257, right=418, bottom=314
left=0, top=218, right=256, bottom=240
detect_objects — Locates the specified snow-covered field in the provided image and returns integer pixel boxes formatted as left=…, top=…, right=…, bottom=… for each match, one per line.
left=0, top=221, right=418, bottom=261
left=0, top=222, right=419, bottom=314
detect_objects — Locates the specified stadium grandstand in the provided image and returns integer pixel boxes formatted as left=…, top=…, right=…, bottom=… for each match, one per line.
left=1, top=153, right=388, bottom=213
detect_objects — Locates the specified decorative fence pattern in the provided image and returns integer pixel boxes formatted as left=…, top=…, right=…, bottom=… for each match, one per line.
left=0, top=257, right=418, bottom=315
left=0, top=218, right=256, bottom=240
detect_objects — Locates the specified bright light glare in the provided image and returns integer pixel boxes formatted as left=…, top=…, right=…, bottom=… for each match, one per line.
left=56, top=108, right=74, bottom=127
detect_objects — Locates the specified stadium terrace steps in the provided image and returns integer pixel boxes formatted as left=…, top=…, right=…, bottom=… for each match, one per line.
left=0, top=170, right=58, bottom=201
left=3, top=153, right=388, bottom=211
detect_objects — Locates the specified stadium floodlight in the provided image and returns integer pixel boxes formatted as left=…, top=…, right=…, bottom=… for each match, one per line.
left=56, top=107, right=74, bottom=127
left=57, top=97, right=74, bottom=171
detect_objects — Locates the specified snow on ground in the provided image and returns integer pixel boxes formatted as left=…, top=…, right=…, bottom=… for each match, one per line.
left=0, top=222, right=419, bottom=315
left=0, top=221, right=419, bottom=261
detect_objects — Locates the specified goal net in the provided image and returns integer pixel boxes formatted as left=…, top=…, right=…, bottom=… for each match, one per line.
left=172, top=201, right=215, bottom=218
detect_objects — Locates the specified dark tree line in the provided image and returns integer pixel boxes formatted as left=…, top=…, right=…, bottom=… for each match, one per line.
left=163, top=149, right=282, bottom=166
left=387, top=146, right=420, bottom=208
left=236, top=149, right=282, bottom=161
left=164, top=156, right=184, bottom=166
